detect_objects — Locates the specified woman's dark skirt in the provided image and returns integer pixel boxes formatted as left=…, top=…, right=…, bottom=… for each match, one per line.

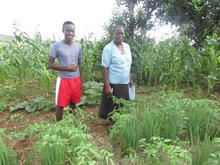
left=99, top=84, right=129, bottom=119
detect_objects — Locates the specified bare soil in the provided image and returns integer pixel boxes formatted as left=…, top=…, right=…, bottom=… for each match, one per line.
left=0, top=104, right=127, bottom=165
left=0, top=109, right=55, bottom=164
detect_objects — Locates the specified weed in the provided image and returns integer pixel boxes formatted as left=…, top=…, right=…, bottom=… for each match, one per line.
left=10, top=114, right=24, bottom=122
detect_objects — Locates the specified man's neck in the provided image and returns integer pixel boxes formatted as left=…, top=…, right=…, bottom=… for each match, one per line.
left=64, top=39, right=73, bottom=45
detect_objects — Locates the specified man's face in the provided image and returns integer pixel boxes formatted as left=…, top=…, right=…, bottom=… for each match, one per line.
left=63, top=24, right=75, bottom=42
left=114, top=27, right=125, bottom=44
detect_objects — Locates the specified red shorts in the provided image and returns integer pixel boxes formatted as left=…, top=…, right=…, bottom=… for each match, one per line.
left=55, top=77, right=81, bottom=107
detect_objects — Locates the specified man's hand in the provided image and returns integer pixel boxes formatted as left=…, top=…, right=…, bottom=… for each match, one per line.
left=67, top=64, right=77, bottom=72
left=81, top=84, right=85, bottom=91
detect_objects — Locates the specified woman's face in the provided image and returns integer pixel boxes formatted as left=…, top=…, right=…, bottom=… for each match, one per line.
left=113, top=27, right=125, bottom=45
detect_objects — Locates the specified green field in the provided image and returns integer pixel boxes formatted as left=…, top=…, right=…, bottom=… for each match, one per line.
left=0, top=0, right=220, bottom=164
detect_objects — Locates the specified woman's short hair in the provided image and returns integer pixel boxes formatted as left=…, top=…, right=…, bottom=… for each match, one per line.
left=113, top=25, right=125, bottom=34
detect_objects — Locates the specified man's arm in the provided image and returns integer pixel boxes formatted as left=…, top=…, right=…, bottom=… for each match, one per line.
left=78, top=59, right=82, bottom=79
left=78, top=59, right=85, bottom=90
left=48, top=56, right=77, bottom=72
left=103, top=67, right=112, bottom=95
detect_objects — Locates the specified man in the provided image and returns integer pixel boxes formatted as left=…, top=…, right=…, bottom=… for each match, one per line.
left=48, top=21, right=83, bottom=121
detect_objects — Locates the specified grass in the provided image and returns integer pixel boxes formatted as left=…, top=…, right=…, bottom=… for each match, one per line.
left=0, top=129, right=18, bottom=165
left=109, top=91, right=220, bottom=164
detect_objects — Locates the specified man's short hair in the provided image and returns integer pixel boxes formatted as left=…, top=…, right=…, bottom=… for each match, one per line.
left=62, top=21, right=75, bottom=33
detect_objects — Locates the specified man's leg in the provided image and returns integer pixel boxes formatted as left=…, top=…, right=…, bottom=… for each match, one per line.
left=56, top=106, right=64, bottom=121
left=69, top=103, right=76, bottom=114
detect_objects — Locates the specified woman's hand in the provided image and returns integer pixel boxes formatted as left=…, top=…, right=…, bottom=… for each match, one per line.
left=105, top=85, right=113, bottom=96
left=129, top=80, right=134, bottom=87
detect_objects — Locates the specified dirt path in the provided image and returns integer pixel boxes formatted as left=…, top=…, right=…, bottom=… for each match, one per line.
left=84, top=105, right=123, bottom=164
left=0, top=110, right=55, bottom=165
left=0, top=106, right=124, bottom=164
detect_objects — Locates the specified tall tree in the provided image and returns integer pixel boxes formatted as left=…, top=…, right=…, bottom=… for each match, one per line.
left=156, top=0, right=220, bottom=47
left=104, top=0, right=155, bottom=41
left=106, top=0, right=219, bottom=47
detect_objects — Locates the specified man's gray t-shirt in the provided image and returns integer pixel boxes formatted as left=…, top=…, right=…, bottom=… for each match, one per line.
left=49, top=41, right=82, bottom=78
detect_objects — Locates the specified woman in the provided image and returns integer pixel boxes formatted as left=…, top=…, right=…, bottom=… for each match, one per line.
left=99, top=25, right=134, bottom=119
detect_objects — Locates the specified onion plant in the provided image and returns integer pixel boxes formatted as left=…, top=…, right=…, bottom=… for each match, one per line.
left=0, top=129, right=18, bottom=165
left=110, top=91, right=220, bottom=163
